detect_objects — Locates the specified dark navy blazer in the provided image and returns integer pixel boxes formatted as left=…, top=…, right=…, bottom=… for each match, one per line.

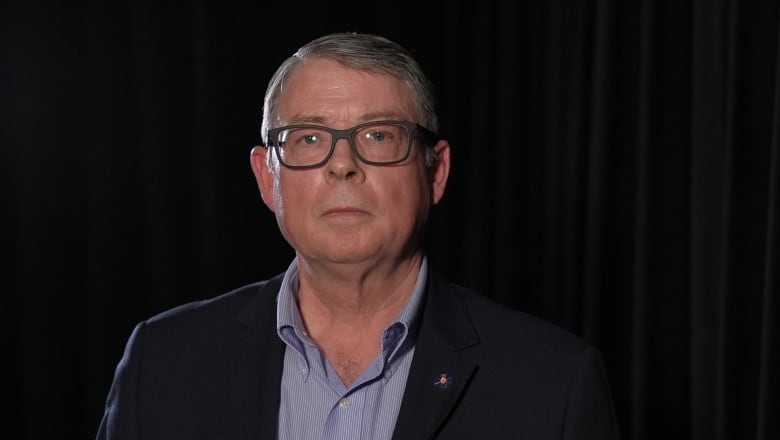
left=96, top=271, right=620, bottom=439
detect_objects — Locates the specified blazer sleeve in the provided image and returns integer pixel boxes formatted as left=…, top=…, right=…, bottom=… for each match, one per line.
left=95, top=322, right=146, bottom=440
left=562, top=345, right=621, bottom=440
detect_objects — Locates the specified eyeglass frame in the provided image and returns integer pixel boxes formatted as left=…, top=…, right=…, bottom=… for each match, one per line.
left=262, top=120, right=439, bottom=169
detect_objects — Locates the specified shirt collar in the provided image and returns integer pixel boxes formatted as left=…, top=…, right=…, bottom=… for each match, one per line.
left=276, top=256, right=428, bottom=360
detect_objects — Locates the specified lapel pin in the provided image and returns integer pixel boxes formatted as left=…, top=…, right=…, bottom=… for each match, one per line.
left=433, top=373, right=453, bottom=389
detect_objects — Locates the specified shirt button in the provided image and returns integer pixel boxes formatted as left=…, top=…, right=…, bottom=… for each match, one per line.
left=384, top=369, right=393, bottom=379
left=338, top=398, right=351, bottom=409
left=299, top=366, right=308, bottom=375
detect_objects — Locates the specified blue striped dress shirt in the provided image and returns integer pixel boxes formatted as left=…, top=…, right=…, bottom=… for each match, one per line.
left=276, top=257, right=427, bottom=440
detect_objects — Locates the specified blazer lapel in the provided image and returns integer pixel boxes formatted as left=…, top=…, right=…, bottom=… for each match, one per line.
left=391, top=272, right=480, bottom=440
left=227, top=276, right=286, bottom=439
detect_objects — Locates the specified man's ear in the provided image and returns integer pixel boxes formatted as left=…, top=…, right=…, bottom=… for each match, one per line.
left=250, top=146, right=276, bottom=212
left=430, top=140, right=451, bottom=205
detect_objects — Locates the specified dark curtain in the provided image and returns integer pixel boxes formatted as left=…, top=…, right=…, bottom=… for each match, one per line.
left=4, top=1, right=778, bottom=439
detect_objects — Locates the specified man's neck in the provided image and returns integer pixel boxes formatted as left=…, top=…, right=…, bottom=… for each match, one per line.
left=295, top=252, right=423, bottom=326
left=293, top=253, right=424, bottom=387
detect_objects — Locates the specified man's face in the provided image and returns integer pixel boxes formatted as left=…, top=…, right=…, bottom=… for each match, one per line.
left=252, top=57, right=449, bottom=268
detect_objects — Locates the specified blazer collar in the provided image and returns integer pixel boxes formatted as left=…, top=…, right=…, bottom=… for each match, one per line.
left=392, top=271, right=480, bottom=440
left=228, top=275, right=286, bottom=439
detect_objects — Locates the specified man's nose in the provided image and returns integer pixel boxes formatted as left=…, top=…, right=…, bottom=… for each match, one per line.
left=325, top=137, right=363, bottom=178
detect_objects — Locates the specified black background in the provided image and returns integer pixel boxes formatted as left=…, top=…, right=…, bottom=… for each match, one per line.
left=4, top=1, right=779, bottom=438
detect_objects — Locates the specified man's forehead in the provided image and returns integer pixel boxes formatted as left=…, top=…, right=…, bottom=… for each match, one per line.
left=274, top=60, right=418, bottom=126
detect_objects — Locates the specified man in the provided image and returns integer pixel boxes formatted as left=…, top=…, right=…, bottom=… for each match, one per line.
left=96, top=32, right=620, bottom=439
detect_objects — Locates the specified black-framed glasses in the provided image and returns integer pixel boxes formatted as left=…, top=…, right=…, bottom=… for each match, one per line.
left=264, top=120, right=438, bottom=169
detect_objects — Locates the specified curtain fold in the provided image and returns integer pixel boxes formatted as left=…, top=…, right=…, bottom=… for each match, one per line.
left=690, top=0, right=728, bottom=438
left=757, top=6, right=780, bottom=439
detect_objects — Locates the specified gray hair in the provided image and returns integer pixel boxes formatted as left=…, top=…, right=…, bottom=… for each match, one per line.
left=261, top=32, right=439, bottom=147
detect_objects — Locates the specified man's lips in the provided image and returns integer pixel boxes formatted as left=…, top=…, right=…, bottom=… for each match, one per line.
left=322, top=207, right=370, bottom=216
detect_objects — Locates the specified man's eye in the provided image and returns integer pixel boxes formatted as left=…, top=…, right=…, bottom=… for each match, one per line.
left=303, top=134, right=319, bottom=144
left=365, top=131, right=388, bottom=142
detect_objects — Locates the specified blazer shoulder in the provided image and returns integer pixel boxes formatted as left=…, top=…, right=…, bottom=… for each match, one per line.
left=430, top=274, right=593, bottom=358
left=141, top=273, right=285, bottom=333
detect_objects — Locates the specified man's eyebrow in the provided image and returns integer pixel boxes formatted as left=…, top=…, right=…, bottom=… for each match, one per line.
left=286, top=112, right=408, bottom=125
left=359, top=111, right=407, bottom=121
left=287, top=115, right=328, bottom=124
